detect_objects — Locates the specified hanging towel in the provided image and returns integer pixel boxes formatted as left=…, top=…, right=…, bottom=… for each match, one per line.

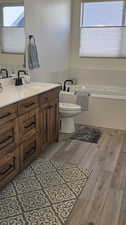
left=77, top=91, right=90, bottom=111
left=28, top=35, right=40, bottom=70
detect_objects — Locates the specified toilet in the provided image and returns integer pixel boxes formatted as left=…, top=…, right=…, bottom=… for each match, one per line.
left=59, top=102, right=81, bottom=133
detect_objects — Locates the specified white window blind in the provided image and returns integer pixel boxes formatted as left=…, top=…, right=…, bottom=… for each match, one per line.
left=1, top=27, right=25, bottom=53
left=0, top=5, right=25, bottom=54
left=80, top=0, right=126, bottom=58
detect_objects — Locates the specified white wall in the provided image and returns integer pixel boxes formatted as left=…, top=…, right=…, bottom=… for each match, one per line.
left=25, top=0, right=71, bottom=83
left=70, top=0, right=126, bottom=88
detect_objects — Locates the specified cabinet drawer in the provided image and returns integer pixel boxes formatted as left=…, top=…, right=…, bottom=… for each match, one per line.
left=20, top=134, right=40, bottom=168
left=18, top=108, right=39, bottom=143
left=0, top=143, right=15, bottom=160
left=18, top=96, right=39, bottom=115
left=0, top=104, right=17, bottom=126
left=0, top=149, right=19, bottom=189
left=39, top=89, right=59, bottom=107
left=0, top=120, right=18, bottom=151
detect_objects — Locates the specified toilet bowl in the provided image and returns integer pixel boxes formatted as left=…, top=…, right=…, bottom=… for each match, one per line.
left=59, top=102, right=81, bottom=133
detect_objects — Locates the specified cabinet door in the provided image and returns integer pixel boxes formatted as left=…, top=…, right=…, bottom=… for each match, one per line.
left=40, top=99, right=59, bottom=151
left=0, top=148, right=19, bottom=189
left=40, top=106, right=49, bottom=149
left=48, top=100, right=59, bottom=143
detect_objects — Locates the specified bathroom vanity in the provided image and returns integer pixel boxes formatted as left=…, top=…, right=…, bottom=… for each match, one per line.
left=0, top=83, right=60, bottom=189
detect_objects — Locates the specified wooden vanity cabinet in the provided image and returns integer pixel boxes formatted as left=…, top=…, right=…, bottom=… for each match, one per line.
left=0, top=87, right=60, bottom=189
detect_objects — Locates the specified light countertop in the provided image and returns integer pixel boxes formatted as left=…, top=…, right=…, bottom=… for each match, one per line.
left=0, top=82, right=60, bottom=108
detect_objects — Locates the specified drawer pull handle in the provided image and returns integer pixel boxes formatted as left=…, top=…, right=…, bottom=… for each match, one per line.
left=0, top=112, right=11, bottom=119
left=23, top=102, right=35, bottom=108
left=24, top=122, right=35, bottom=129
left=0, top=164, right=13, bottom=175
left=0, top=136, right=12, bottom=145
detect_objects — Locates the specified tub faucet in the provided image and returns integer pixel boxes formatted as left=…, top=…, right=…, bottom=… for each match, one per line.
left=63, top=80, right=74, bottom=91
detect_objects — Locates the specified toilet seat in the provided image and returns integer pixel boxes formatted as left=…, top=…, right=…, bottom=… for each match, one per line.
left=59, top=102, right=81, bottom=111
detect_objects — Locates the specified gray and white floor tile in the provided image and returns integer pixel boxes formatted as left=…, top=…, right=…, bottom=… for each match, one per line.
left=18, top=190, right=50, bottom=212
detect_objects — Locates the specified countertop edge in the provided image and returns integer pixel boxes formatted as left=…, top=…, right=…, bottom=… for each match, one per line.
left=0, top=83, right=61, bottom=109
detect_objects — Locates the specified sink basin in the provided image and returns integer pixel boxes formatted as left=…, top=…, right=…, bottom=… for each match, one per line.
left=29, top=84, right=48, bottom=88
left=26, top=83, right=56, bottom=91
left=28, top=84, right=48, bottom=89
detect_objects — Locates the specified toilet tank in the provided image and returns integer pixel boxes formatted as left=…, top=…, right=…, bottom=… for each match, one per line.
left=59, top=91, right=77, bottom=104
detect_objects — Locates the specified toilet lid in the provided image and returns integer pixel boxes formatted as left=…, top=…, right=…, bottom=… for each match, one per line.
left=59, top=103, right=81, bottom=111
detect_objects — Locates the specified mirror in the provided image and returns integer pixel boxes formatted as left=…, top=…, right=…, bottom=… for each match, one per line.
left=0, top=0, right=25, bottom=79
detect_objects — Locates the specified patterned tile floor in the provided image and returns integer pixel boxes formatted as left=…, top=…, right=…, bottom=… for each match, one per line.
left=0, top=159, right=91, bottom=225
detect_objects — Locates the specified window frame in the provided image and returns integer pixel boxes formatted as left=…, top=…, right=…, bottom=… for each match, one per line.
left=0, top=2, right=25, bottom=55
left=80, top=0, right=126, bottom=58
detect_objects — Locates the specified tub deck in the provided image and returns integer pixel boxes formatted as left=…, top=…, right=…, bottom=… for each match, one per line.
left=86, top=86, right=126, bottom=100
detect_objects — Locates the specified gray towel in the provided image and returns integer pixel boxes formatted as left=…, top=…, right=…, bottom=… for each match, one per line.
left=77, top=91, right=90, bottom=111
left=28, top=36, right=40, bottom=70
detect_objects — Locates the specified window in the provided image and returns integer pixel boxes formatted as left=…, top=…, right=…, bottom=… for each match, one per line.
left=0, top=5, right=25, bottom=53
left=3, top=6, right=24, bottom=27
left=80, top=0, right=126, bottom=57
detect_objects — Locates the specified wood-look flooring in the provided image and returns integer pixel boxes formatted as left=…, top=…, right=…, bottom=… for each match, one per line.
left=41, top=127, right=126, bottom=225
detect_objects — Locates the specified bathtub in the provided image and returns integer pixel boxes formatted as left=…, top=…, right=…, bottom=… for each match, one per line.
left=75, top=85, right=126, bottom=131
left=85, top=86, right=126, bottom=100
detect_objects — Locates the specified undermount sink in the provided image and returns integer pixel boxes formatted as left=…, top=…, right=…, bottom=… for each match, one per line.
left=27, top=84, right=48, bottom=89
left=26, top=83, right=56, bottom=91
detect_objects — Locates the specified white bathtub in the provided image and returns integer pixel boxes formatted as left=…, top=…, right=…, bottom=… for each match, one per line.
left=76, top=86, right=126, bottom=130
